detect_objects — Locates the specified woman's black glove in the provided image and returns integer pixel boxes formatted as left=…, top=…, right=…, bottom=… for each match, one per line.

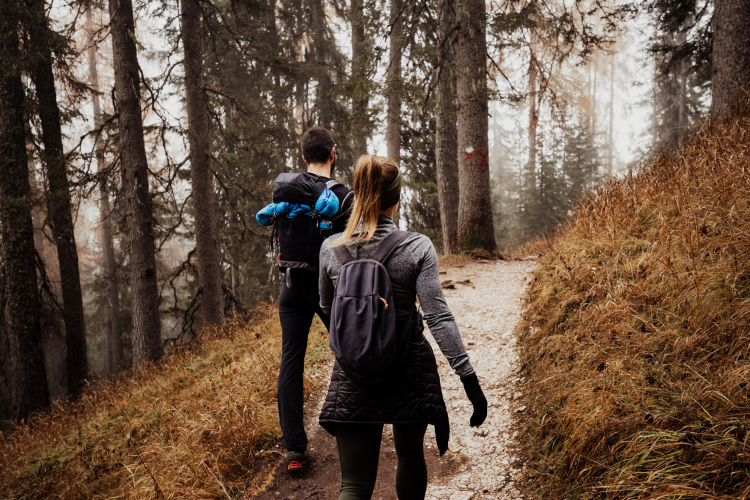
left=461, top=373, right=488, bottom=427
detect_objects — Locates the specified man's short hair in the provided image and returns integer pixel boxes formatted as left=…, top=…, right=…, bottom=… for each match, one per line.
left=301, top=126, right=335, bottom=164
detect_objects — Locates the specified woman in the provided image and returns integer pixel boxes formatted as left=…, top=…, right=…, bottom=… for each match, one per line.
left=318, top=155, right=488, bottom=500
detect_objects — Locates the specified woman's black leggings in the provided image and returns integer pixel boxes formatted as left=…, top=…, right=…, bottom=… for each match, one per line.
left=334, top=422, right=428, bottom=500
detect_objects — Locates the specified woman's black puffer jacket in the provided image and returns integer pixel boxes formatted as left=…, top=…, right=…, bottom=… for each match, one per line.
left=317, top=216, right=475, bottom=454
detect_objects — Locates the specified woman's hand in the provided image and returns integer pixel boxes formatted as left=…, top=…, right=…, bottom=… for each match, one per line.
left=460, top=373, right=488, bottom=427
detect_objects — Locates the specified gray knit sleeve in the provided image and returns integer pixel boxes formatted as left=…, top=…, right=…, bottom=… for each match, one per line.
left=415, top=239, right=475, bottom=378
left=319, top=243, right=336, bottom=317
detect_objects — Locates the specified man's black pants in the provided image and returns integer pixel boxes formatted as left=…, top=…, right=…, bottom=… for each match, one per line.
left=278, top=269, right=330, bottom=452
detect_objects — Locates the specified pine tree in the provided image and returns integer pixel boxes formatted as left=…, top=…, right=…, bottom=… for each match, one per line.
left=350, top=0, right=370, bottom=160
left=85, top=5, right=124, bottom=373
left=181, top=0, right=225, bottom=331
left=563, top=120, right=599, bottom=208
left=0, top=0, right=49, bottom=417
left=386, top=0, right=403, bottom=165
left=436, top=0, right=459, bottom=254
left=107, top=0, right=163, bottom=367
left=25, top=0, right=89, bottom=395
left=455, top=0, right=497, bottom=253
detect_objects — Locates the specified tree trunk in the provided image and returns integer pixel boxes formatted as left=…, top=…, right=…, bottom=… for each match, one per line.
left=528, top=58, right=538, bottom=186
left=586, top=57, right=598, bottom=135
left=0, top=2, right=49, bottom=418
left=436, top=0, right=459, bottom=254
left=608, top=53, right=615, bottom=174
left=591, top=53, right=597, bottom=135
left=85, top=6, right=123, bottom=373
left=386, top=0, right=403, bottom=164
left=676, top=32, right=687, bottom=134
left=310, top=0, right=333, bottom=128
left=108, top=0, right=163, bottom=367
left=455, top=0, right=496, bottom=253
left=711, top=0, right=750, bottom=115
left=26, top=0, right=88, bottom=396
left=651, top=64, right=658, bottom=147
left=181, top=0, right=225, bottom=332
left=350, top=0, right=368, bottom=159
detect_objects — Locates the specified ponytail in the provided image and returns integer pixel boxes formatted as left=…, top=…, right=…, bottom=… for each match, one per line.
left=333, top=155, right=400, bottom=247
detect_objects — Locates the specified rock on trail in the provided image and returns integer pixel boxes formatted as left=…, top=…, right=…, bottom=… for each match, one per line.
left=250, top=259, right=536, bottom=500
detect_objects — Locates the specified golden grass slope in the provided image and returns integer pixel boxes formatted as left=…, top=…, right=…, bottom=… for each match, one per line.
left=0, top=305, right=330, bottom=499
left=521, top=103, right=750, bottom=499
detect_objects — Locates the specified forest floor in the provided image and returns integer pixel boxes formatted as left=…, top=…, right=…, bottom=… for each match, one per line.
left=249, top=257, right=538, bottom=500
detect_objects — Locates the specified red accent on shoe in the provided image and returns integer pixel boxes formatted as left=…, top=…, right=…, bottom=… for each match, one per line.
left=288, top=461, right=302, bottom=471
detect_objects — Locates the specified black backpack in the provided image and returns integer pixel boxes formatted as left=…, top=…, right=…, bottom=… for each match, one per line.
left=271, top=172, right=352, bottom=276
left=329, top=230, right=421, bottom=385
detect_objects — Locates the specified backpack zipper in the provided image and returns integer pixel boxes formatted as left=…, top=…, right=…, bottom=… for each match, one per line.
left=375, top=296, right=388, bottom=360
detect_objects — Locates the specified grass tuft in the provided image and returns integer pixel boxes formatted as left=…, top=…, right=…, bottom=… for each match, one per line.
left=0, top=303, right=330, bottom=499
left=520, top=100, right=750, bottom=499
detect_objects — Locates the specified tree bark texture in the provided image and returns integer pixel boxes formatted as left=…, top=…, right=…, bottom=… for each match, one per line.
left=108, top=0, right=163, bottom=367
left=350, top=0, right=368, bottom=159
left=455, top=0, right=496, bottom=253
left=386, top=0, right=403, bottom=164
left=711, top=0, right=750, bottom=115
left=591, top=54, right=597, bottom=134
left=85, top=6, right=123, bottom=372
left=0, top=2, right=50, bottom=418
left=436, top=0, right=459, bottom=254
left=676, top=32, right=687, bottom=132
left=310, top=0, right=333, bottom=128
left=528, top=58, right=538, bottom=185
left=181, top=0, right=225, bottom=331
left=26, top=0, right=88, bottom=396
left=608, top=54, right=615, bottom=174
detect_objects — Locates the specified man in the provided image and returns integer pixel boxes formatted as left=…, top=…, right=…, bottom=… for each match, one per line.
left=275, top=126, right=353, bottom=471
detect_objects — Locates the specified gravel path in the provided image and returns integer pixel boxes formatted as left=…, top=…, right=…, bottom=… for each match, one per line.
left=250, top=258, right=537, bottom=500
left=423, top=258, right=537, bottom=500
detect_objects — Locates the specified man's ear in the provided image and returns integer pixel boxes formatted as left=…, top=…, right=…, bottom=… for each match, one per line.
left=302, top=156, right=308, bottom=164
left=328, top=149, right=335, bottom=162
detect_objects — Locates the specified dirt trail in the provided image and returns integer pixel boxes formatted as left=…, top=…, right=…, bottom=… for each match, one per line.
left=251, top=259, right=536, bottom=500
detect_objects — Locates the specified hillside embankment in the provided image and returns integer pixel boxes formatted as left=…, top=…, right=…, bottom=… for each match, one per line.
left=0, top=305, right=331, bottom=499
left=520, top=102, right=750, bottom=498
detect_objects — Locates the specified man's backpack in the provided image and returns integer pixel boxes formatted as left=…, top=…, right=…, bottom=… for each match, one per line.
left=267, top=172, right=351, bottom=275
left=329, top=230, right=420, bottom=385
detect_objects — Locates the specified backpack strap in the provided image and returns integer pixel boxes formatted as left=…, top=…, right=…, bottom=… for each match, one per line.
left=333, top=244, right=355, bottom=265
left=372, top=230, right=409, bottom=263
left=326, top=179, right=342, bottom=190
left=330, top=233, right=355, bottom=264
left=340, top=191, right=354, bottom=212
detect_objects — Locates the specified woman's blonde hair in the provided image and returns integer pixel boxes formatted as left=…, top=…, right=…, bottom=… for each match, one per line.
left=333, top=155, right=400, bottom=246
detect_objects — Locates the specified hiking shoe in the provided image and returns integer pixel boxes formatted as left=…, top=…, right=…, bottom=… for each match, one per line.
left=285, top=450, right=309, bottom=471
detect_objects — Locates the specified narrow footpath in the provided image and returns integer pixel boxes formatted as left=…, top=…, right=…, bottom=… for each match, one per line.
left=251, top=258, right=537, bottom=500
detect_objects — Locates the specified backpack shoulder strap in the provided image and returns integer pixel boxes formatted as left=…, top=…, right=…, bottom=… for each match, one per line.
left=329, top=234, right=355, bottom=264
left=333, top=245, right=355, bottom=265
left=340, top=191, right=354, bottom=211
left=372, top=230, right=410, bottom=263
left=325, top=179, right=342, bottom=190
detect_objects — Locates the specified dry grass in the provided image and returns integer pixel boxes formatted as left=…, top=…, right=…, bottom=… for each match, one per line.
left=0, top=303, right=330, bottom=499
left=520, top=101, right=750, bottom=499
